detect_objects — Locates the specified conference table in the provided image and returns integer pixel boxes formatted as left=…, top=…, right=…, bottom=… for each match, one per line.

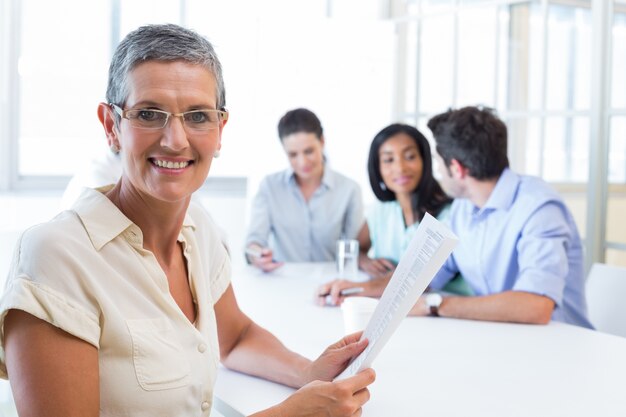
left=214, top=263, right=626, bottom=417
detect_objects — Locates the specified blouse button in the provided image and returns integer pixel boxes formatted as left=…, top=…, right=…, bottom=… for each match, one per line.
left=201, top=401, right=210, bottom=411
left=198, top=343, right=207, bottom=353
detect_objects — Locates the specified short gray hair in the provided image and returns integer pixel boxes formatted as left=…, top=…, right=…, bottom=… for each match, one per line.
left=106, top=24, right=226, bottom=110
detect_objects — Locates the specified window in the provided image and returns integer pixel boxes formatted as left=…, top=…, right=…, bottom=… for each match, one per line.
left=398, top=0, right=597, bottom=183
left=1, top=0, right=393, bottom=201
left=392, top=0, right=625, bottom=265
left=17, top=0, right=110, bottom=178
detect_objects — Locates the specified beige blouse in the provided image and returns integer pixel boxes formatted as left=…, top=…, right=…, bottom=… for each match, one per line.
left=0, top=186, right=231, bottom=416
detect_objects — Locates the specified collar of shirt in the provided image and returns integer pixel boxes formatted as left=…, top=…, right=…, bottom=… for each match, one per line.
left=283, top=165, right=335, bottom=190
left=72, top=186, right=196, bottom=251
left=473, top=168, right=520, bottom=217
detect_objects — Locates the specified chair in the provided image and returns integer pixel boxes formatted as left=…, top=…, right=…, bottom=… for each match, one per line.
left=586, top=262, right=626, bottom=338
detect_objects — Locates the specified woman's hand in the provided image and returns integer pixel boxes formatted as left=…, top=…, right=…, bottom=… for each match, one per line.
left=304, top=332, right=368, bottom=382
left=246, top=245, right=283, bottom=272
left=249, top=333, right=375, bottom=417
left=316, top=277, right=389, bottom=307
left=268, top=369, right=375, bottom=417
left=358, top=254, right=395, bottom=278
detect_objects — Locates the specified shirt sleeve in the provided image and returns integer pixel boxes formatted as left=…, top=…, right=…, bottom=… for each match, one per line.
left=245, top=178, right=272, bottom=249
left=0, top=231, right=102, bottom=378
left=210, top=248, right=231, bottom=304
left=511, top=202, right=571, bottom=305
left=0, top=277, right=101, bottom=346
left=428, top=253, right=459, bottom=290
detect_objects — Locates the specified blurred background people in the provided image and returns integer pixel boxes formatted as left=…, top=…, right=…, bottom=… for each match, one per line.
left=245, top=108, right=363, bottom=272
left=318, top=123, right=471, bottom=305
left=357, top=123, right=452, bottom=276
left=418, top=106, right=592, bottom=327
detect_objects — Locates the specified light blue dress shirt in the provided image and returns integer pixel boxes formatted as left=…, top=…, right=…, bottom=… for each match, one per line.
left=430, top=168, right=592, bottom=328
left=367, top=200, right=450, bottom=264
left=246, top=167, right=363, bottom=262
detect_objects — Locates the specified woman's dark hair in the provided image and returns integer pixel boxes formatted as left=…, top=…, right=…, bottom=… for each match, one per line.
left=368, top=124, right=452, bottom=221
left=277, top=108, right=323, bottom=141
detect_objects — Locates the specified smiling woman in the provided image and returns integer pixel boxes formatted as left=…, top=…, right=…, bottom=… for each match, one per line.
left=100, top=59, right=224, bottom=206
left=360, top=124, right=452, bottom=274
left=0, top=24, right=374, bottom=417
left=316, top=123, right=473, bottom=307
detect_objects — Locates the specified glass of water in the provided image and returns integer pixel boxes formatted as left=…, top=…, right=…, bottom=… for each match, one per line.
left=336, top=239, right=359, bottom=280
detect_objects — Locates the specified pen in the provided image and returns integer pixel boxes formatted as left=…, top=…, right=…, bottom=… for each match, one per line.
left=318, top=287, right=365, bottom=297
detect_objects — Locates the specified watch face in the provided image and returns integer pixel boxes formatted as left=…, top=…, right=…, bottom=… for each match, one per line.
left=426, top=293, right=443, bottom=307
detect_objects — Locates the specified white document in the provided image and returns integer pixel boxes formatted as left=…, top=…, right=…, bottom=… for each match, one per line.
left=335, top=213, right=458, bottom=380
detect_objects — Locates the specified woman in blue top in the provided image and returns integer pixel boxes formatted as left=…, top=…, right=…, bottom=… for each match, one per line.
left=358, top=123, right=451, bottom=277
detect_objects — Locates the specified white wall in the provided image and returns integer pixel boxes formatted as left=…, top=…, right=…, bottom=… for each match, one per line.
left=184, top=12, right=396, bottom=209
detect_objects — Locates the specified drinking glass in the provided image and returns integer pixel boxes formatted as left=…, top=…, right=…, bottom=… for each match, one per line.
left=336, top=239, right=359, bottom=280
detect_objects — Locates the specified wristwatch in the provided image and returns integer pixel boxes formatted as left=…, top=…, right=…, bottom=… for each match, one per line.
left=425, top=292, right=443, bottom=317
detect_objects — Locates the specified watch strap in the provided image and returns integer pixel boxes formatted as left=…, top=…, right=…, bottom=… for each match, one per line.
left=426, top=293, right=442, bottom=317
left=429, top=304, right=439, bottom=317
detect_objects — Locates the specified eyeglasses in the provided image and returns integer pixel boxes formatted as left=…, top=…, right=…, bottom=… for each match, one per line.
left=109, top=103, right=228, bottom=132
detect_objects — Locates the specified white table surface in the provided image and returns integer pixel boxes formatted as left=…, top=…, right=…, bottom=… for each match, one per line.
left=214, top=263, right=626, bottom=417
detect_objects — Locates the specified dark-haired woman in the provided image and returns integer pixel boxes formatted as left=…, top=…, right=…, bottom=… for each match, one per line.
left=358, top=123, right=451, bottom=277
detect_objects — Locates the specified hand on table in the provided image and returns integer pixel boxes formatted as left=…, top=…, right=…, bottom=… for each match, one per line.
left=247, top=245, right=283, bottom=272
left=358, top=255, right=395, bottom=278
left=408, top=295, right=430, bottom=316
left=316, top=277, right=389, bottom=307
